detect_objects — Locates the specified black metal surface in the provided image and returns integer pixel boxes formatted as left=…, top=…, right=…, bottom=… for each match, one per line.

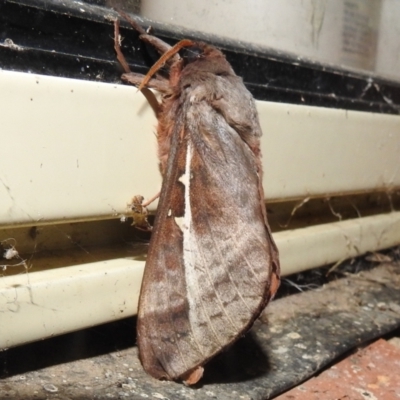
left=1, top=0, right=400, bottom=115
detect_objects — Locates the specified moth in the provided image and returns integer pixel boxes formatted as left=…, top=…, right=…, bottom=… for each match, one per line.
left=114, top=15, right=280, bottom=385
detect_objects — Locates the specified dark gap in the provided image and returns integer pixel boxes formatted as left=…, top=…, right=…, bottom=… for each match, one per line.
left=0, top=317, right=137, bottom=379
left=1, top=246, right=398, bottom=380
left=1, top=0, right=400, bottom=114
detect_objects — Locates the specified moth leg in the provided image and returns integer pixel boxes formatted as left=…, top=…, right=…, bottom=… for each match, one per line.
left=117, top=9, right=177, bottom=60
left=122, top=72, right=169, bottom=93
left=142, top=191, right=161, bottom=208
left=139, top=34, right=178, bottom=61
left=114, top=19, right=161, bottom=116
left=140, top=33, right=172, bottom=54
left=113, top=18, right=131, bottom=74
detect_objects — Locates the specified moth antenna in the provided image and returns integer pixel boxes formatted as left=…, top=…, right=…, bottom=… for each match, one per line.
left=138, top=39, right=195, bottom=91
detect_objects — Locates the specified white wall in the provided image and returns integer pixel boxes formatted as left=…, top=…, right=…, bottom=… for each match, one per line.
left=140, top=0, right=399, bottom=82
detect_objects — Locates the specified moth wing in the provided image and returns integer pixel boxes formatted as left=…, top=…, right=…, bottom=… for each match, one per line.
left=137, top=99, right=277, bottom=381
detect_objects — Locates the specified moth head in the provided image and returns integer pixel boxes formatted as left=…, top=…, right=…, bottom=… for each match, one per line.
left=180, top=43, right=234, bottom=78
left=138, top=39, right=196, bottom=90
left=180, top=45, right=204, bottom=66
left=138, top=40, right=232, bottom=91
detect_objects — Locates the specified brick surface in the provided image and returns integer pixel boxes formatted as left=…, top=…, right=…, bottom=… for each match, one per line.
left=275, top=339, right=400, bottom=400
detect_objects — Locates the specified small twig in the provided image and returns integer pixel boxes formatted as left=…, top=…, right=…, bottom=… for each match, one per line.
left=326, top=197, right=342, bottom=220
left=282, top=278, right=320, bottom=292
left=326, top=257, right=347, bottom=276
left=280, top=197, right=310, bottom=228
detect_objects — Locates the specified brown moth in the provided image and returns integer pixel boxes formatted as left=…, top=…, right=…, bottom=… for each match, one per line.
left=114, top=15, right=280, bottom=385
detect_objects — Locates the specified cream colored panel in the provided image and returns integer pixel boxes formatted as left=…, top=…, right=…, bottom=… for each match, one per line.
left=1, top=212, right=400, bottom=349
left=0, top=258, right=144, bottom=349
left=260, top=102, right=400, bottom=201
left=277, top=211, right=400, bottom=276
left=0, top=70, right=160, bottom=227
left=1, top=70, right=400, bottom=226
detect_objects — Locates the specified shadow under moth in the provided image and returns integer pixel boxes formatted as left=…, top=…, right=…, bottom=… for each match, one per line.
left=114, top=14, right=280, bottom=385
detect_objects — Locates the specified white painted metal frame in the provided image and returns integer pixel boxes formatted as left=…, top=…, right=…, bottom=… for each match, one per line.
left=1, top=70, right=400, bottom=349
left=1, top=70, right=399, bottom=226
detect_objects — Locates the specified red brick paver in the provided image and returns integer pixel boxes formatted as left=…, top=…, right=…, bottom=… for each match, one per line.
left=276, top=339, right=400, bottom=400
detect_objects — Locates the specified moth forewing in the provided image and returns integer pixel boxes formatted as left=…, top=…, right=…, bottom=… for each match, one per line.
left=115, top=21, right=280, bottom=384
